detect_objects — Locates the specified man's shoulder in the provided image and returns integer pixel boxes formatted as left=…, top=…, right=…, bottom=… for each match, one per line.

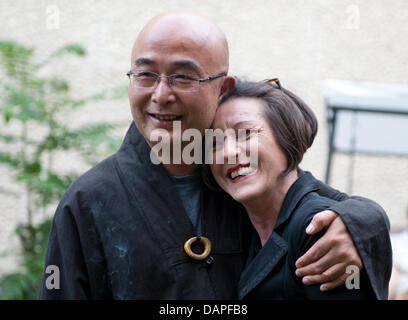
left=76, top=153, right=118, bottom=186
left=60, top=153, right=120, bottom=206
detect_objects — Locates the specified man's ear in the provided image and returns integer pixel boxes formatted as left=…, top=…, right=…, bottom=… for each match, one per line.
left=218, top=76, right=236, bottom=103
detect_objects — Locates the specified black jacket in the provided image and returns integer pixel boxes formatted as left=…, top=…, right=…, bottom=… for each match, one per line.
left=39, top=122, right=392, bottom=299
left=39, top=122, right=249, bottom=299
left=239, top=172, right=375, bottom=299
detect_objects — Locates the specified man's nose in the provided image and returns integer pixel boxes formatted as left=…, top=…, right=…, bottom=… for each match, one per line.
left=151, top=77, right=176, bottom=105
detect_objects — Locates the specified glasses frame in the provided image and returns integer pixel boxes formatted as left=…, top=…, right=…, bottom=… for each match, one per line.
left=263, top=78, right=282, bottom=90
left=126, top=70, right=226, bottom=92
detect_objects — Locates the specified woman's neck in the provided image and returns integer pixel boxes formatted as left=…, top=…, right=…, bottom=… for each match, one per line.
left=243, top=170, right=298, bottom=246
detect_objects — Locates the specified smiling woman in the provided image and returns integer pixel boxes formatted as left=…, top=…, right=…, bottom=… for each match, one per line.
left=209, top=80, right=317, bottom=206
left=205, top=79, right=377, bottom=299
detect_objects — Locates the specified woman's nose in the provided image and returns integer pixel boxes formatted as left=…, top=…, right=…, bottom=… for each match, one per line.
left=223, top=136, right=241, bottom=165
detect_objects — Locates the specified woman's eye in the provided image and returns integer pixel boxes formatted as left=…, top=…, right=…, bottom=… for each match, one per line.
left=238, top=129, right=252, bottom=140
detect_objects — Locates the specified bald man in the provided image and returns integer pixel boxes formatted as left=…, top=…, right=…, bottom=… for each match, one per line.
left=39, top=11, right=391, bottom=299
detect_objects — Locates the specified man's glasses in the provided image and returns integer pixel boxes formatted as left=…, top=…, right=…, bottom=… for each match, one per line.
left=263, top=78, right=282, bottom=89
left=126, top=70, right=226, bottom=93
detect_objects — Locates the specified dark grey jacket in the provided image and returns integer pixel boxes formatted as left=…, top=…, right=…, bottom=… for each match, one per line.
left=239, top=172, right=376, bottom=299
left=39, top=122, right=391, bottom=299
left=308, top=172, right=391, bottom=299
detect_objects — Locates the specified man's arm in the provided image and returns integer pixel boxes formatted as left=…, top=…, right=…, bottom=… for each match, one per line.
left=294, top=171, right=392, bottom=300
left=39, top=202, right=90, bottom=299
left=313, top=178, right=390, bottom=230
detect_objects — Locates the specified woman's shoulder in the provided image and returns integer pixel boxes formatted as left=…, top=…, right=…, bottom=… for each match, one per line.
left=288, top=192, right=335, bottom=230
left=300, top=192, right=336, bottom=216
left=283, top=192, right=337, bottom=258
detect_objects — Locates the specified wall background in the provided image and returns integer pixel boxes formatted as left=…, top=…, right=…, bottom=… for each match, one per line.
left=0, top=0, right=407, bottom=276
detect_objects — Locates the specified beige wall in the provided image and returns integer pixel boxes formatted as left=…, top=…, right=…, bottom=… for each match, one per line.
left=0, top=0, right=407, bottom=275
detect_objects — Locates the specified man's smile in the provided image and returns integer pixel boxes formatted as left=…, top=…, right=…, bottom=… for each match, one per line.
left=148, top=113, right=183, bottom=125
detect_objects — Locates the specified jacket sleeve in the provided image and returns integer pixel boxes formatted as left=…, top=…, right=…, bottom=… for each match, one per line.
left=39, top=195, right=91, bottom=299
left=295, top=210, right=375, bottom=300
left=309, top=172, right=392, bottom=300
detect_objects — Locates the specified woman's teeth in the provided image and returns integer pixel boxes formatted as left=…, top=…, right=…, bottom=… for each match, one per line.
left=230, top=166, right=256, bottom=180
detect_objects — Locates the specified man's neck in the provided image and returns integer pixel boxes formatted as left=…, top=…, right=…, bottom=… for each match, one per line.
left=162, top=163, right=199, bottom=177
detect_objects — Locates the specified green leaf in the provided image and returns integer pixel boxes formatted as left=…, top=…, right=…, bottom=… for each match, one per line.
left=0, top=152, right=20, bottom=168
left=49, top=78, right=70, bottom=92
left=0, top=40, right=127, bottom=300
left=0, top=41, right=33, bottom=59
left=54, top=44, right=86, bottom=57
left=1, top=85, right=48, bottom=124
left=0, top=133, right=20, bottom=143
left=0, top=41, right=33, bottom=77
left=24, top=161, right=42, bottom=175
left=4, top=110, right=11, bottom=123
left=34, top=44, right=86, bottom=70
left=17, top=172, right=73, bottom=204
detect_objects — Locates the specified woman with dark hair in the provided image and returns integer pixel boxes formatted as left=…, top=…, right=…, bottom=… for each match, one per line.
left=207, top=78, right=375, bottom=299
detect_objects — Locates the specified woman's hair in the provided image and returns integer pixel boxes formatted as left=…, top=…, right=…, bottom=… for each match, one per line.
left=202, top=78, right=318, bottom=190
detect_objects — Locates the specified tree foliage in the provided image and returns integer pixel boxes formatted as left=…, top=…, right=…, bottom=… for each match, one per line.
left=0, top=41, right=126, bottom=299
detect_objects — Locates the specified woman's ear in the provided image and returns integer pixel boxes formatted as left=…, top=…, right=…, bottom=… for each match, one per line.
left=218, top=76, right=236, bottom=103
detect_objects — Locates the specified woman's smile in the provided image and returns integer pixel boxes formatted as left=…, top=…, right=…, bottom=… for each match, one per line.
left=226, top=163, right=257, bottom=184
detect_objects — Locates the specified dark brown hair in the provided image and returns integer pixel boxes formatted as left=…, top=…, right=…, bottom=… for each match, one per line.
left=202, top=78, right=318, bottom=190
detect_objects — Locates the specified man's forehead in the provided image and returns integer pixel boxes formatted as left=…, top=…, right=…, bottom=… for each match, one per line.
left=131, top=37, right=219, bottom=74
left=133, top=25, right=211, bottom=57
left=131, top=12, right=228, bottom=71
left=143, top=12, right=214, bottom=41
left=133, top=56, right=201, bottom=73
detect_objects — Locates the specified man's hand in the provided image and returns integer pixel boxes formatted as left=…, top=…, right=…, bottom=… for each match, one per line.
left=295, top=210, right=363, bottom=291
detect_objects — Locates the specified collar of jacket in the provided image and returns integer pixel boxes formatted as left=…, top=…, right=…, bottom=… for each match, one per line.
left=113, top=122, right=200, bottom=257
left=112, top=122, right=243, bottom=265
left=238, top=171, right=320, bottom=299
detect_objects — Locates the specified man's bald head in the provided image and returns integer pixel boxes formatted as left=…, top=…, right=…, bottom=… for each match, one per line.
left=127, top=11, right=236, bottom=173
left=131, top=10, right=229, bottom=74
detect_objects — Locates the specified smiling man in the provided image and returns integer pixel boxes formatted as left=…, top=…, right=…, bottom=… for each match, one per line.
left=39, top=10, right=391, bottom=299
left=127, top=12, right=232, bottom=175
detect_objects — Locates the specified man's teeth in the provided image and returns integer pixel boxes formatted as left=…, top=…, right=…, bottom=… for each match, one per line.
left=230, top=166, right=256, bottom=179
left=154, top=114, right=179, bottom=120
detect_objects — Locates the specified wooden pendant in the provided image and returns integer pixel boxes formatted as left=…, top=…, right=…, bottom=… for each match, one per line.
left=184, top=236, right=212, bottom=260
